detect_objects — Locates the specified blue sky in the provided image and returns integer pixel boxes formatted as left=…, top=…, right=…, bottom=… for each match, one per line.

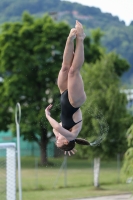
left=62, top=0, right=133, bottom=25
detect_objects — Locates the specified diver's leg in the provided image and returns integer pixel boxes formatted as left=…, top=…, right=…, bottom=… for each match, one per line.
left=57, top=28, right=76, bottom=93
left=68, top=21, right=86, bottom=107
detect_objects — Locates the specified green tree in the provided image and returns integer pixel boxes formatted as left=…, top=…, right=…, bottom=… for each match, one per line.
left=122, top=124, right=133, bottom=179
left=0, top=12, right=71, bottom=165
left=101, top=25, right=133, bottom=83
left=85, top=28, right=130, bottom=76
left=78, top=53, right=132, bottom=187
left=84, top=29, right=104, bottom=64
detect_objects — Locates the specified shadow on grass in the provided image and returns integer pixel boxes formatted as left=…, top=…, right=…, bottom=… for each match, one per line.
left=21, top=183, right=110, bottom=192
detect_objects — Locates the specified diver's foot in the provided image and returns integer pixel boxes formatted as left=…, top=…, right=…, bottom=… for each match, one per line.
left=75, top=20, right=86, bottom=39
left=68, top=28, right=77, bottom=41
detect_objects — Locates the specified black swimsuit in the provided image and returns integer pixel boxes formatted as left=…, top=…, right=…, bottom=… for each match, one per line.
left=60, top=90, right=82, bottom=130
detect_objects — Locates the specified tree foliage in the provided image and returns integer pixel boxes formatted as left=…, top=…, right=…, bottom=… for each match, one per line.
left=102, top=26, right=133, bottom=82
left=122, top=124, right=133, bottom=178
left=0, top=13, right=70, bottom=164
left=77, top=53, right=132, bottom=158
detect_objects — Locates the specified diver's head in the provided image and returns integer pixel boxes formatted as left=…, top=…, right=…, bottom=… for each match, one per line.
left=56, top=135, right=75, bottom=151
left=56, top=137, right=90, bottom=152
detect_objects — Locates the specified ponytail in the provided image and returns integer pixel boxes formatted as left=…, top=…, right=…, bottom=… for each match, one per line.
left=75, top=138, right=90, bottom=146
left=57, top=138, right=90, bottom=152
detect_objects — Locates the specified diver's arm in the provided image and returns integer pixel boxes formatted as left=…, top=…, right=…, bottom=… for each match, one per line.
left=53, top=128, right=59, bottom=138
left=45, top=104, right=76, bottom=140
left=53, top=122, right=62, bottom=138
left=46, top=115, right=75, bottom=140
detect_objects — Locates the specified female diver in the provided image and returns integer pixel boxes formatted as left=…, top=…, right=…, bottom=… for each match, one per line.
left=45, top=20, right=90, bottom=156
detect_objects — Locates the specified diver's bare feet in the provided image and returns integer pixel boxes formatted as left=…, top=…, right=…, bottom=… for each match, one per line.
left=75, top=20, right=86, bottom=39
left=68, top=28, right=77, bottom=41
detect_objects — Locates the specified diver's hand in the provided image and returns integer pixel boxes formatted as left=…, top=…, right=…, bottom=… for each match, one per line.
left=64, top=149, right=77, bottom=156
left=45, top=104, right=53, bottom=117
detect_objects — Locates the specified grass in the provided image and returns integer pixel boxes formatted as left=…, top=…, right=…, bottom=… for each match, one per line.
left=15, top=156, right=133, bottom=200
left=22, top=186, right=133, bottom=200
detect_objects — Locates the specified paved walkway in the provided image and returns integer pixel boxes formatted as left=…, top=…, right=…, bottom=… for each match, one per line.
left=74, top=194, right=133, bottom=200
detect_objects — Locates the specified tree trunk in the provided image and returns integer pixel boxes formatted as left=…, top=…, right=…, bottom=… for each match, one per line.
left=94, top=157, right=100, bottom=187
left=40, top=129, right=48, bottom=166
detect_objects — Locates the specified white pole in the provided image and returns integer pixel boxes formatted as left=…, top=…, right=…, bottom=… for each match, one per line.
left=15, top=103, right=22, bottom=200
left=6, top=145, right=16, bottom=200
left=94, top=157, right=100, bottom=188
